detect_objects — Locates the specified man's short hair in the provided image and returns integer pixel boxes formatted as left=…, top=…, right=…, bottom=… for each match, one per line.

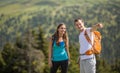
left=74, top=18, right=84, bottom=23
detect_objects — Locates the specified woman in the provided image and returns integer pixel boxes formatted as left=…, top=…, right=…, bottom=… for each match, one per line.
left=48, top=23, right=70, bottom=73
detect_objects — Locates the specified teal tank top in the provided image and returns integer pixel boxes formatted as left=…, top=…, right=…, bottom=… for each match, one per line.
left=52, top=41, right=68, bottom=61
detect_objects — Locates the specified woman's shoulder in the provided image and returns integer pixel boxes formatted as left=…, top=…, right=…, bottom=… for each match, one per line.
left=48, top=36, right=54, bottom=41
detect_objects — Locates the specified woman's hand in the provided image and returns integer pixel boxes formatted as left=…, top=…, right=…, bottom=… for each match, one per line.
left=48, top=60, right=52, bottom=68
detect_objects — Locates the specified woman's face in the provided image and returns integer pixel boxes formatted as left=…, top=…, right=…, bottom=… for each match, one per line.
left=58, top=25, right=66, bottom=35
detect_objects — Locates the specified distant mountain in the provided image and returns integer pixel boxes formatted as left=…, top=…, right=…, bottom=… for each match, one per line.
left=0, top=0, right=120, bottom=61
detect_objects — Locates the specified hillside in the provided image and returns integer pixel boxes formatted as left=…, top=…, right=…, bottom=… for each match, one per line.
left=0, top=0, right=120, bottom=62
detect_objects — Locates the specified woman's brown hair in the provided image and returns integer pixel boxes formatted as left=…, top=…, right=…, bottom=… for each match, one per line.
left=52, top=23, right=68, bottom=47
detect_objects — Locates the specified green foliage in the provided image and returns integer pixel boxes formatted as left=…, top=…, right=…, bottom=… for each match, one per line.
left=96, top=58, right=111, bottom=73
left=67, top=44, right=80, bottom=73
left=0, top=52, right=6, bottom=66
left=0, top=0, right=120, bottom=73
left=0, top=29, right=46, bottom=73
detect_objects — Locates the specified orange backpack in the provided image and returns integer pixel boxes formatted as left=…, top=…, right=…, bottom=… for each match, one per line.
left=84, top=30, right=102, bottom=55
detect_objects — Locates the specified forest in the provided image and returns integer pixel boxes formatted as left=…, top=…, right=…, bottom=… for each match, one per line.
left=0, top=0, right=120, bottom=73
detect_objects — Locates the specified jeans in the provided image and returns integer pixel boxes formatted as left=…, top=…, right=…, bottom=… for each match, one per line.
left=50, top=59, right=68, bottom=73
left=80, top=57, right=96, bottom=73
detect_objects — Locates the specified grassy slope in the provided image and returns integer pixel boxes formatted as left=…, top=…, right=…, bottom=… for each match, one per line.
left=0, top=0, right=109, bottom=42
left=1, top=0, right=120, bottom=62
left=0, top=0, right=108, bottom=14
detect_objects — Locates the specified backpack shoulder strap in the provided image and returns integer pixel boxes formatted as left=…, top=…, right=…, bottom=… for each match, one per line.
left=84, top=30, right=92, bottom=46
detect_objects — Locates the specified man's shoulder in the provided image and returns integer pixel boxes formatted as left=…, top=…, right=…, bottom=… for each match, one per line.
left=86, top=27, right=91, bottom=30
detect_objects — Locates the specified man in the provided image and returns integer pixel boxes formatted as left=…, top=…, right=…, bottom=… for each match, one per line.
left=74, top=18, right=103, bottom=73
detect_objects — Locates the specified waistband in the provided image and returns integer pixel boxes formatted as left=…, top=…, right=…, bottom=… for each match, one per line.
left=79, top=53, right=86, bottom=56
left=81, top=57, right=94, bottom=61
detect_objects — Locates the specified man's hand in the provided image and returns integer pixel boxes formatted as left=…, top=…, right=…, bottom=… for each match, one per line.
left=96, top=23, right=103, bottom=28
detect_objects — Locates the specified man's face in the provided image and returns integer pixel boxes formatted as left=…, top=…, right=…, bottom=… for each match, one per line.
left=74, top=20, right=84, bottom=31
